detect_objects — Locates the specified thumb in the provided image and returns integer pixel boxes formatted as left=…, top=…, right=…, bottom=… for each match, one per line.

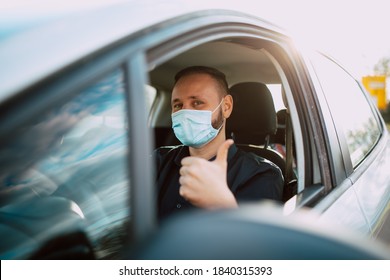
left=215, top=139, right=234, bottom=166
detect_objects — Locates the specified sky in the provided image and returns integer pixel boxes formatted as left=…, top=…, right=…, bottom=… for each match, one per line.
left=197, top=0, right=390, bottom=80
left=1, top=0, right=389, bottom=78
left=250, top=0, right=390, bottom=78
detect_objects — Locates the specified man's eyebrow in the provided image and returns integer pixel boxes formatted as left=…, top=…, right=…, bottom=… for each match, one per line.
left=172, top=98, right=181, bottom=104
left=172, top=96, right=201, bottom=104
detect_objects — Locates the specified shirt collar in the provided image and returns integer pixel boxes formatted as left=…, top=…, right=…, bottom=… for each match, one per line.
left=174, top=144, right=238, bottom=166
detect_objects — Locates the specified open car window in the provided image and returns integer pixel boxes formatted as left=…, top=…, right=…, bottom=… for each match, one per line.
left=147, top=38, right=312, bottom=202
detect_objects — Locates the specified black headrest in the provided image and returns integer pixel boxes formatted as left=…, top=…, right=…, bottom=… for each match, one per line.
left=273, top=109, right=287, bottom=145
left=276, top=109, right=287, bottom=127
left=226, top=82, right=277, bottom=145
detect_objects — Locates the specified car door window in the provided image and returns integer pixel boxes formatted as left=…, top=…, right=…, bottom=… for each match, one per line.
left=311, top=54, right=381, bottom=168
left=0, top=68, right=130, bottom=259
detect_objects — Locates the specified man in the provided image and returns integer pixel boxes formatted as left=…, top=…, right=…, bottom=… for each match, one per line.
left=155, top=66, right=283, bottom=220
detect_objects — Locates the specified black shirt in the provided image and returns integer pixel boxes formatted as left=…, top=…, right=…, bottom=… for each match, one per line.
left=155, top=144, right=283, bottom=220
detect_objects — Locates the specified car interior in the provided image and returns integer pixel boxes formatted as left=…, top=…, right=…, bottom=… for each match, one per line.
left=148, top=39, right=297, bottom=202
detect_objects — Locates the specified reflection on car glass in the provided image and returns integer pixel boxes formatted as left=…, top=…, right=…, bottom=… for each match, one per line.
left=0, top=69, right=130, bottom=259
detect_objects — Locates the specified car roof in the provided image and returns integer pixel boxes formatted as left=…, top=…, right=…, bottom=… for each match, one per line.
left=0, top=1, right=286, bottom=103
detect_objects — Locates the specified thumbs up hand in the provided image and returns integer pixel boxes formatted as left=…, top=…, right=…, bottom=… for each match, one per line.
left=179, top=139, right=238, bottom=209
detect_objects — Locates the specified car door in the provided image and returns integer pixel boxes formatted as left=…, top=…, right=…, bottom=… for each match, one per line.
left=0, top=28, right=156, bottom=258
left=307, top=52, right=390, bottom=244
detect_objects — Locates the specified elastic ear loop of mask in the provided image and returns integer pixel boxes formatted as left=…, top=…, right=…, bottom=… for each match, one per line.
left=212, top=98, right=225, bottom=131
left=212, top=98, right=224, bottom=114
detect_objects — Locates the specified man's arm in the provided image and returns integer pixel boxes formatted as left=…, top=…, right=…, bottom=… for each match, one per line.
left=234, top=167, right=284, bottom=202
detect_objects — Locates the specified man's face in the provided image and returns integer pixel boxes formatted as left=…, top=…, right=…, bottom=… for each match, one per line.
left=171, top=73, right=224, bottom=129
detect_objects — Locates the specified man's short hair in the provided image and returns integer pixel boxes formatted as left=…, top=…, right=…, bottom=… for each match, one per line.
left=174, top=66, right=229, bottom=97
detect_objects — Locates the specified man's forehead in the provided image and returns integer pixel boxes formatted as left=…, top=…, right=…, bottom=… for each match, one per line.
left=172, top=75, right=220, bottom=99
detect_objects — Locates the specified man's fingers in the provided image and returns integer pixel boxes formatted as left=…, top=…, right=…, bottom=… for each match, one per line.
left=181, top=156, right=201, bottom=166
left=179, top=166, right=187, bottom=176
left=179, top=183, right=196, bottom=201
left=215, top=139, right=234, bottom=165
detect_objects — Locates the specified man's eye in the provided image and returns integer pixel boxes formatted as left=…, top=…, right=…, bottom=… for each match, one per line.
left=193, top=100, right=203, bottom=106
left=173, top=104, right=182, bottom=110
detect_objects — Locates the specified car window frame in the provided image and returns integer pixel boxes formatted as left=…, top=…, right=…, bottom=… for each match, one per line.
left=309, top=53, right=385, bottom=178
left=144, top=13, right=342, bottom=210
left=299, top=51, right=350, bottom=188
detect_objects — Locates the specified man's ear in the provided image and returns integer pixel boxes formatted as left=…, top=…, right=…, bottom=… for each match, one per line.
left=223, top=94, right=233, bottom=118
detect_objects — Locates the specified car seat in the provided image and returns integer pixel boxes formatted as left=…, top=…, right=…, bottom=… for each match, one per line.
left=274, top=109, right=287, bottom=146
left=271, top=109, right=287, bottom=158
left=226, top=82, right=286, bottom=180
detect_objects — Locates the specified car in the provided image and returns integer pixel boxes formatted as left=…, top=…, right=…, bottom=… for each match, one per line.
left=0, top=1, right=390, bottom=260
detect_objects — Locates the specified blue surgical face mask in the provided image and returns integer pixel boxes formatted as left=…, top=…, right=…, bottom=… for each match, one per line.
left=172, top=99, right=224, bottom=148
